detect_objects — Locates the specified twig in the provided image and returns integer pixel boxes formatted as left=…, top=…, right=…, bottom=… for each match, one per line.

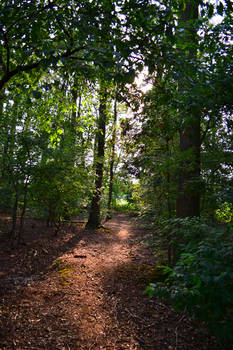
left=125, top=308, right=150, bottom=326
left=174, top=311, right=187, bottom=350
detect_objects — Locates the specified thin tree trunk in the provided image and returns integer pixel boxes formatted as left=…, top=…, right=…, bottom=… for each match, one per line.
left=10, top=190, right=18, bottom=245
left=71, top=86, right=86, bottom=167
left=176, top=1, right=200, bottom=218
left=18, top=185, right=28, bottom=245
left=165, top=139, right=172, bottom=218
left=106, top=97, right=117, bottom=220
left=71, top=88, right=78, bottom=135
left=86, top=83, right=108, bottom=229
left=77, top=91, right=86, bottom=168
left=0, top=90, right=7, bottom=179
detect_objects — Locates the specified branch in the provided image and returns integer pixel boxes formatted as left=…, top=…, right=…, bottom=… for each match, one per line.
left=56, top=15, right=73, bottom=43
left=0, top=53, right=7, bottom=73
left=2, top=30, right=10, bottom=74
left=0, top=45, right=86, bottom=92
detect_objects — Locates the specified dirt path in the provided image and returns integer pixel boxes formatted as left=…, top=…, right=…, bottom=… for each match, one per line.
left=0, top=214, right=221, bottom=349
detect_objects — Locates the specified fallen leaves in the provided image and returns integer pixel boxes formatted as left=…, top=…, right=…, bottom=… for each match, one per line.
left=0, top=215, right=222, bottom=350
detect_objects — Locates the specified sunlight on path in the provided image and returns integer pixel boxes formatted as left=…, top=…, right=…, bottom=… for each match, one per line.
left=1, top=214, right=156, bottom=349
left=117, top=228, right=130, bottom=240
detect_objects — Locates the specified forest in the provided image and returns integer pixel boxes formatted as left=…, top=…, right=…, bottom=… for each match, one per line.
left=0, top=0, right=233, bottom=349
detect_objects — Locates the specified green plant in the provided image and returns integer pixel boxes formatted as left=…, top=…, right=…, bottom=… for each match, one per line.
left=113, top=198, right=136, bottom=213
left=216, top=201, right=233, bottom=223
left=145, top=225, right=233, bottom=343
left=142, top=217, right=211, bottom=265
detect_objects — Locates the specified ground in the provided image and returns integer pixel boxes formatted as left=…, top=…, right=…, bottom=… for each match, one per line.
left=0, top=214, right=229, bottom=350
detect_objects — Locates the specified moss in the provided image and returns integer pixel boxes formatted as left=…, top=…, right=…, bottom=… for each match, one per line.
left=52, top=259, right=74, bottom=285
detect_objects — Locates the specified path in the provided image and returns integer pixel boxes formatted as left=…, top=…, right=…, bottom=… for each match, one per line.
left=0, top=214, right=221, bottom=349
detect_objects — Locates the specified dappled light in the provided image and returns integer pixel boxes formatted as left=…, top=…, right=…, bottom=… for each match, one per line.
left=117, top=228, right=130, bottom=240
left=0, top=214, right=225, bottom=349
left=0, top=0, right=233, bottom=348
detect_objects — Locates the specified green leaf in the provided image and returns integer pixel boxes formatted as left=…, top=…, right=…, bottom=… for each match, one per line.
left=143, top=284, right=156, bottom=298
left=32, top=90, right=42, bottom=99
left=207, top=4, right=214, bottom=18
left=217, top=2, right=224, bottom=16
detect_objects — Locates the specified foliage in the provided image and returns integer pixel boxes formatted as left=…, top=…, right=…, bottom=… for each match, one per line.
left=215, top=202, right=233, bottom=223
left=145, top=223, right=233, bottom=343
left=30, top=160, right=90, bottom=224
left=113, top=198, right=136, bottom=214
left=157, top=217, right=211, bottom=254
left=1, top=0, right=232, bottom=226
left=0, top=0, right=232, bottom=344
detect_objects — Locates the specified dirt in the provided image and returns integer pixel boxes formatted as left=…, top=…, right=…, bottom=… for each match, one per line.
left=0, top=213, right=228, bottom=350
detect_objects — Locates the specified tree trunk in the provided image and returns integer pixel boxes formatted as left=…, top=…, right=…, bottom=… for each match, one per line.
left=176, top=1, right=200, bottom=218
left=18, top=185, right=28, bottom=245
left=106, top=97, right=117, bottom=220
left=86, top=83, right=108, bottom=229
left=71, top=87, right=78, bottom=135
left=10, top=190, right=18, bottom=245
left=166, top=139, right=172, bottom=219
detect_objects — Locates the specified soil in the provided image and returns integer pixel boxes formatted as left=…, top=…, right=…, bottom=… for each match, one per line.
left=0, top=213, right=229, bottom=350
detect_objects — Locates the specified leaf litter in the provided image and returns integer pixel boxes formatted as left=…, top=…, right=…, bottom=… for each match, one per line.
left=0, top=214, right=225, bottom=349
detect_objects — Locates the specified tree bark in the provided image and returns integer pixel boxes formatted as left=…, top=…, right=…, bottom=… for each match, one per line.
left=176, top=1, right=201, bottom=218
left=86, top=83, right=108, bottom=229
left=106, top=97, right=117, bottom=220
left=10, top=190, right=18, bottom=245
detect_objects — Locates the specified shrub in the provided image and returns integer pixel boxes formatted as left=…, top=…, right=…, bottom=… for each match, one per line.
left=145, top=224, right=233, bottom=343
left=144, top=217, right=211, bottom=265
left=216, top=201, right=233, bottom=223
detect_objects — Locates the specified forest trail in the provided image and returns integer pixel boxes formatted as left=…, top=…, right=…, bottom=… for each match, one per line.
left=0, top=214, right=220, bottom=349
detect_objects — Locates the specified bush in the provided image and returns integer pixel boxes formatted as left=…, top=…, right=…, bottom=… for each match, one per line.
left=143, top=217, right=211, bottom=265
left=145, top=224, right=233, bottom=343
left=216, top=201, right=233, bottom=223
left=114, top=198, right=137, bottom=213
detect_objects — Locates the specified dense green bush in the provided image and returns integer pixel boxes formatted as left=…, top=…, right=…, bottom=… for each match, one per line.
left=158, top=217, right=211, bottom=250
left=216, top=201, right=233, bottom=223
left=145, top=224, right=233, bottom=343
left=140, top=217, right=211, bottom=265
left=30, top=161, right=91, bottom=224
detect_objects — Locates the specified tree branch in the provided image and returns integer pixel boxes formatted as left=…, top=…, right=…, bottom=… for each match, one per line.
left=2, top=30, right=10, bottom=74
left=0, top=45, right=86, bottom=92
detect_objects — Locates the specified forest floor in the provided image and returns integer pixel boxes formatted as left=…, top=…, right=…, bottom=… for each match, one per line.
left=0, top=213, right=227, bottom=350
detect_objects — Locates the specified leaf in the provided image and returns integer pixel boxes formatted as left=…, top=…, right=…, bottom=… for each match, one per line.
left=217, top=2, right=224, bottom=16
left=207, top=4, right=214, bottom=18
left=32, top=90, right=41, bottom=99
left=143, top=284, right=155, bottom=298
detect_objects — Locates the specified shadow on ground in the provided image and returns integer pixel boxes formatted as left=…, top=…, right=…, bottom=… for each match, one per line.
left=0, top=214, right=226, bottom=349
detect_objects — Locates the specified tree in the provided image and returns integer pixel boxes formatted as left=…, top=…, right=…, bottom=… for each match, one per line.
left=176, top=1, right=200, bottom=218
left=86, top=82, right=108, bottom=229
left=106, top=94, right=118, bottom=219
left=0, top=0, right=90, bottom=92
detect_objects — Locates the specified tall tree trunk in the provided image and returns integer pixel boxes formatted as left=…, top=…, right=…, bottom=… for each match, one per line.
left=106, top=97, right=117, bottom=220
left=86, top=83, right=108, bottom=229
left=176, top=1, right=200, bottom=218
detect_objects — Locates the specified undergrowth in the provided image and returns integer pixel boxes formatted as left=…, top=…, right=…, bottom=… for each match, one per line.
left=143, top=218, right=233, bottom=344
